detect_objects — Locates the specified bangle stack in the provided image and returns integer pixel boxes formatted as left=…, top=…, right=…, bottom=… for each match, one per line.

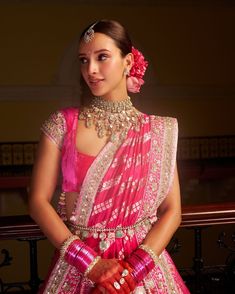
left=60, top=235, right=100, bottom=276
left=126, top=244, right=159, bottom=284
left=139, top=244, right=160, bottom=265
left=60, top=235, right=80, bottom=258
left=84, top=256, right=101, bottom=277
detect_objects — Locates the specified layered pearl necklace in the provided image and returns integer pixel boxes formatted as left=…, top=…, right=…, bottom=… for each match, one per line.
left=79, top=96, right=140, bottom=142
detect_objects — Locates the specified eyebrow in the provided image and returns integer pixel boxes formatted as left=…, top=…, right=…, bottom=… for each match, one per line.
left=78, top=49, right=111, bottom=56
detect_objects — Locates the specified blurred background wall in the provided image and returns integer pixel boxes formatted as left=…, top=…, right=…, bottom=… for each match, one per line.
left=0, top=0, right=234, bottom=141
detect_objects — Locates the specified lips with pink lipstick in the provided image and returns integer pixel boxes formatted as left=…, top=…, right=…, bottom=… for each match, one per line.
left=88, top=78, right=104, bottom=88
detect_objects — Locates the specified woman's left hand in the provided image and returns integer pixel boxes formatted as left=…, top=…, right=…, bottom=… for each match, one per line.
left=89, top=259, right=136, bottom=293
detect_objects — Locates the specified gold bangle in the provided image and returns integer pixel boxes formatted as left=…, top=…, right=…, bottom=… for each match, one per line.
left=60, top=235, right=80, bottom=259
left=139, top=244, right=159, bottom=266
left=84, top=256, right=101, bottom=277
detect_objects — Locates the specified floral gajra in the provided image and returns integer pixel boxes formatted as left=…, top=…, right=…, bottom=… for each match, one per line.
left=127, top=46, right=148, bottom=93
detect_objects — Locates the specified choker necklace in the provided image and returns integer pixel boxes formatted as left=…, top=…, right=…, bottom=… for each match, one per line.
left=79, top=96, right=140, bottom=142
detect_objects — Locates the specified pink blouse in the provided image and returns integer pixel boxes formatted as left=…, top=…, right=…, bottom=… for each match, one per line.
left=76, top=152, right=96, bottom=190
left=41, top=108, right=96, bottom=192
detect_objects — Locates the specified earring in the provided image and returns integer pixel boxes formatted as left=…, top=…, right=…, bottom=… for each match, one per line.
left=124, top=68, right=130, bottom=76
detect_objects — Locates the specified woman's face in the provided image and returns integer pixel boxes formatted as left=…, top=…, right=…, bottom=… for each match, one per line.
left=78, top=33, right=132, bottom=101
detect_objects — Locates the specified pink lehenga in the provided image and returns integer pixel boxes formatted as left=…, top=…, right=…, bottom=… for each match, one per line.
left=39, top=108, right=190, bottom=294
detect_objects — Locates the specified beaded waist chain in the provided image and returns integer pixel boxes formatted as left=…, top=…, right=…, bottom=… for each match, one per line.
left=67, top=216, right=157, bottom=252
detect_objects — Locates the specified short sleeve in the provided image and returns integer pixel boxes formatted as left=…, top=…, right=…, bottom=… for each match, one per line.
left=40, top=110, right=67, bottom=150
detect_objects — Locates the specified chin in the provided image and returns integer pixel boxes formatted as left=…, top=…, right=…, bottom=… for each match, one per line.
left=91, top=89, right=107, bottom=98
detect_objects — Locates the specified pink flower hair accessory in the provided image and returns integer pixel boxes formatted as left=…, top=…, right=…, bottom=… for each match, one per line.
left=127, top=46, right=148, bottom=93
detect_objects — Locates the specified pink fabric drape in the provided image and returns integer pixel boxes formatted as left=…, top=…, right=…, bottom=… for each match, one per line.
left=40, top=108, right=190, bottom=293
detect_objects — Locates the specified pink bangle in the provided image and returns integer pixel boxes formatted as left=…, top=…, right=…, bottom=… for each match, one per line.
left=60, top=235, right=80, bottom=258
left=135, top=248, right=155, bottom=271
left=139, top=244, right=160, bottom=265
left=62, top=237, right=99, bottom=275
left=128, top=254, right=147, bottom=282
left=126, top=247, right=156, bottom=284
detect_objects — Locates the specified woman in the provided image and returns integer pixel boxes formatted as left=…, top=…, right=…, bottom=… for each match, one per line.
left=29, top=19, right=190, bottom=293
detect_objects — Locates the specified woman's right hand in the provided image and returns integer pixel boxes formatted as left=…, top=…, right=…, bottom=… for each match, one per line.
left=88, top=259, right=136, bottom=293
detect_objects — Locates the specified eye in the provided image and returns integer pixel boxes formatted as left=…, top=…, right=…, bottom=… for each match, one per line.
left=79, top=57, right=88, bottom=64
left=98, top=53, right=108, bottom=61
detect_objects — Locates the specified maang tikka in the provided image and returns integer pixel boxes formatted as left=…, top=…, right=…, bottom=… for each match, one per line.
left=83, top=21, right=98, bottom=43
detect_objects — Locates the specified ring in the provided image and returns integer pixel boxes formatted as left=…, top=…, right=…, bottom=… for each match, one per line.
left=119, top=277, right=125, bottom=285
left=113, top=281, right=121, bottom=290
left=121, top=269, right=129, bottom=277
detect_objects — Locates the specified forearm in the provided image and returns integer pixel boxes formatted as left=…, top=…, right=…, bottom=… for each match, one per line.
left=142, top=209, right=181, bottom=256
left=141, top=166, right=182, bottom=256
left=29, top=199, right=72, bottom=248
left=124, top=208, right=181, bottom=286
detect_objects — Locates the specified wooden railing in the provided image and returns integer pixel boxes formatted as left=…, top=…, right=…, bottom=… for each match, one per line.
left=1, top=202, right=235, bottom=239
left=0, top=202, right=235, bottom=293
left=0, top=175, right=235, bottom=293
left=0, top=215, right=44, bottom=293
left=181, top=202, right=235, bottom=293
left=182, top=202, right=235, bottom=227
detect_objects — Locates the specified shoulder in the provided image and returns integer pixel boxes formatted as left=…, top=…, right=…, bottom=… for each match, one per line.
left=40, top=107, right=79, bottom=149
left=147, top=114, right=178, bottom=132
left=42, top=107, right=79, bottom=127
left=60, top=107, right=79, bottom=119
left=149, top=114, right=177, bottom=124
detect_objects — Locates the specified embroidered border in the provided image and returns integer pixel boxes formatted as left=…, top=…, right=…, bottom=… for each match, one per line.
left=156, top=117, right=178, bottom=206
left=41, top=111, right=67, bottom=150
left=135, top=116, right=179, bottom=292
left=140, top=116, right=178, bottom=217
left=137, top=115, right=164, bottom=220
left=73, top=130, right=132, bottom=226
left=43, top=258, right=78, bottom=294
left=43, top=255, right=94, bottom=293
left=157, top=250, right=178, bottom=293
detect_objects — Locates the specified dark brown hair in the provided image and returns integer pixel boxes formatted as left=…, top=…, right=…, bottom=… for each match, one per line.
left=80, top=19, right=132, bottom=56
left=79, top=20, right=132, bottom=105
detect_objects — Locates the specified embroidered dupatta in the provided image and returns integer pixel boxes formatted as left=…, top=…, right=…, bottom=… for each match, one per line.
left=41, top=108, right=189, bottom=294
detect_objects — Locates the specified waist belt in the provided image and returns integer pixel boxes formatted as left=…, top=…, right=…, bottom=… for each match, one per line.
left=67, top=216, right=157, bottom=252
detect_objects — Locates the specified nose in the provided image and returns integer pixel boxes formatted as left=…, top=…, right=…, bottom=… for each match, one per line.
left=87, top=59, right=98, bottom=75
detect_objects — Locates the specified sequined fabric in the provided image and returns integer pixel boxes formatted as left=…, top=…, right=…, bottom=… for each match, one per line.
left=39, top=108, right=190, bottom=294
left=41, top=111, right=67, bottom=149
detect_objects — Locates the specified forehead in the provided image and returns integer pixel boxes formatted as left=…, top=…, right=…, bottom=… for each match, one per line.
left=79, top=32, right=119, bottom=54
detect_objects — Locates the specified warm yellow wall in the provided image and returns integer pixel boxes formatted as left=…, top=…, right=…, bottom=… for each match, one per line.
left=0, top=99, right=63, bottom=141
left=0, top=2, right=234, bottom=86
left=0, top=2, right=234, bottom=140
left=0, top=95, right=234, bottom=141
left=0, top=2, right=234, bottom=141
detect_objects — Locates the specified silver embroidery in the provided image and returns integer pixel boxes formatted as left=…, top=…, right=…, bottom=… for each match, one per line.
left=72, top=126, right=131, bottom=226
left=156, top=117, right=178, bottom=207
left=92, top=198, right=113, bottom=215
left=41, top=111, right=67, bottom=150
left=134, top=115, right=179, bottom=292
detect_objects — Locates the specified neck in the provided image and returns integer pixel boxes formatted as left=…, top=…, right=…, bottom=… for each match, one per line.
left=100, top=90, right=129, bottom=102
left=100, top=96, right=128, bottom=102
left=91, top=96, right=133, bottom=112
left=95, top=96, right=130, bottom=103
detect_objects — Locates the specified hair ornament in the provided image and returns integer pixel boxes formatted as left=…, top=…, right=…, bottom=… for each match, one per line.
left=83, top=21, right=99, bottom=43
left=127, top=47, right=148, bottom=93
